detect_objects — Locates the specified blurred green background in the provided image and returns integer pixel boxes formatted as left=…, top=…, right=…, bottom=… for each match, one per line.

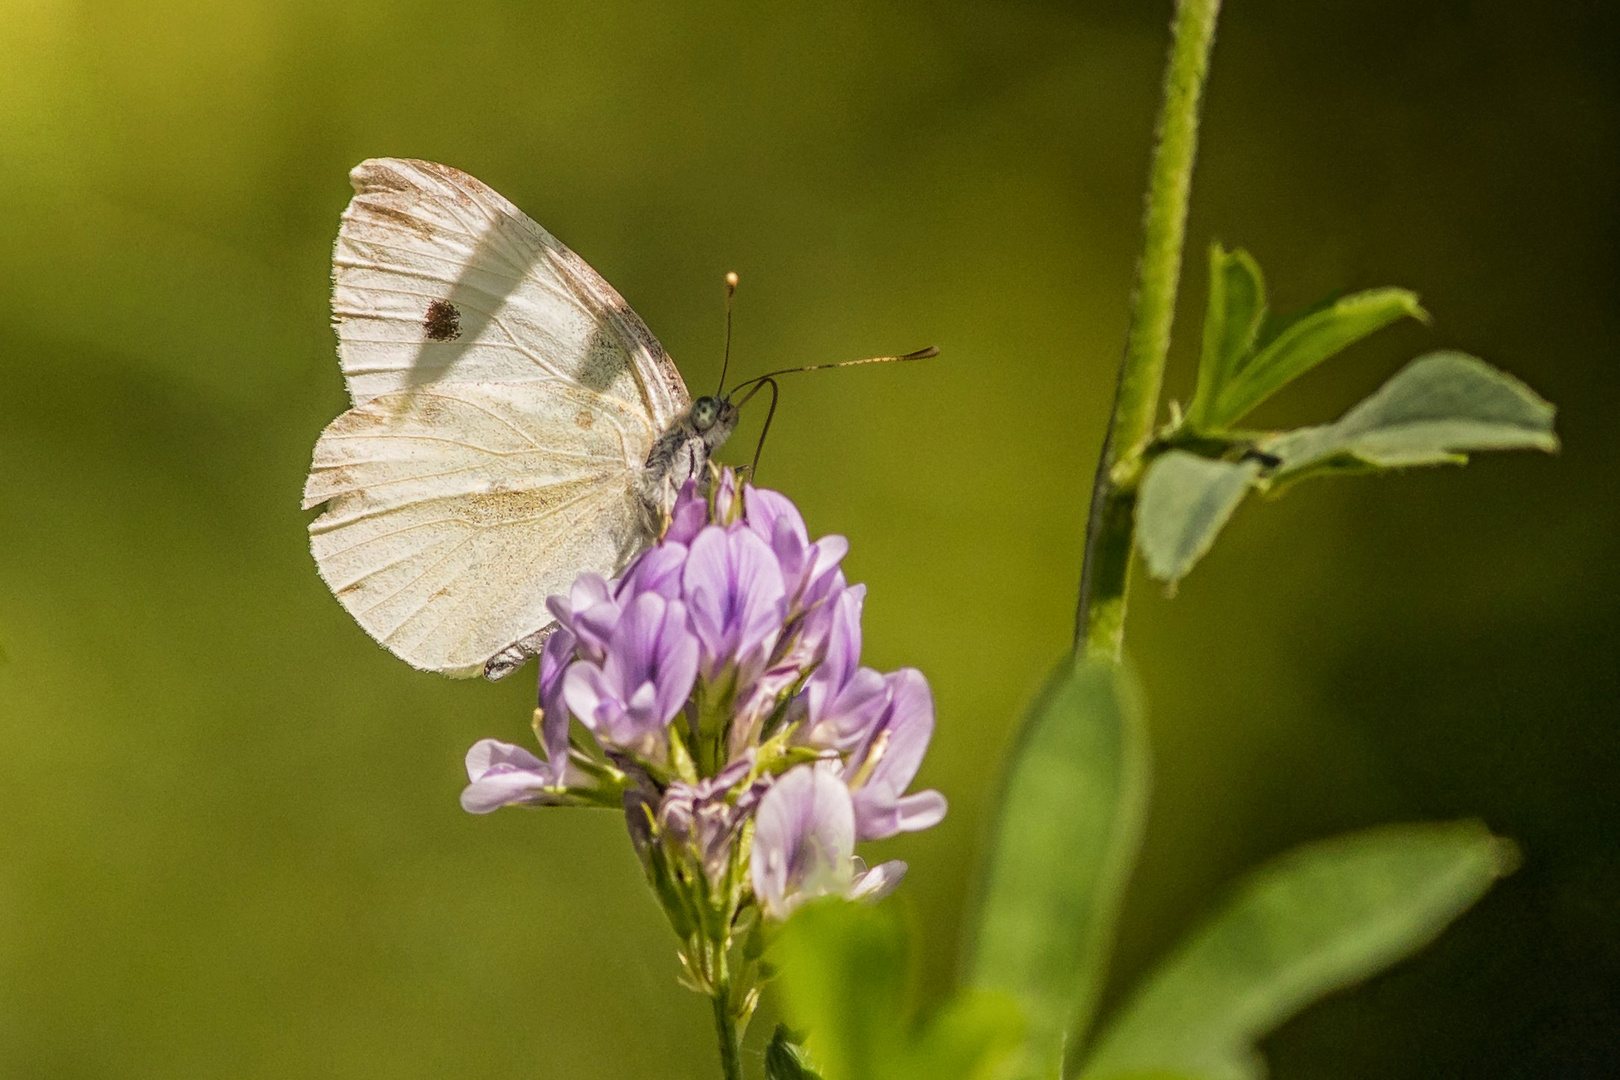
left=2, top=0, right=1615, bottom=1076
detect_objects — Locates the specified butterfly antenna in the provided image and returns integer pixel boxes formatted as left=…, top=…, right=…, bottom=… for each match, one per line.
left=725, top=345, right=939, bottom=402
left=744, top=377, right=781, bottom=479
left=716, top=272, right=739, bottom=396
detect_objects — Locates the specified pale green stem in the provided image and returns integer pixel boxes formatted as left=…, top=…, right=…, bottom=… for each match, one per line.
left=712, top=985, right=742, bottom=1080
left=1075, top=0, right=1222, bottom=659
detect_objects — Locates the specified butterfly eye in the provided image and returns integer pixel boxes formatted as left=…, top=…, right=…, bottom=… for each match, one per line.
left=691, top=396, right=722, bottom=432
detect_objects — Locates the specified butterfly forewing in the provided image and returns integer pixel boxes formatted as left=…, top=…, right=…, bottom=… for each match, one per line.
left=305, top=158, right=691, bottom=676
left=332, top=158, right=688, bottom=422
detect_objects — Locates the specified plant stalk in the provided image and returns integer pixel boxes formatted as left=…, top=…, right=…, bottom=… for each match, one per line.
left=1075, top=0, right=1222, bottom=658
left=712, top=984, right=743, bottom=1080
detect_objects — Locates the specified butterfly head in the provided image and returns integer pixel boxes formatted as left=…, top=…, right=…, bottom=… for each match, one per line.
left=689, top=395, right=739, bottom=449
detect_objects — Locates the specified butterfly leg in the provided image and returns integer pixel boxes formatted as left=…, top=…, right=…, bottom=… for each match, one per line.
left=484, top=624, right=559, bottom=681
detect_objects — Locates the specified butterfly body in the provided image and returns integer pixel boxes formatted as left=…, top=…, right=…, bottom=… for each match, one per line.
left=640, top=395, right=740, bottom=520
left=303, top=158, right=728, bottom=679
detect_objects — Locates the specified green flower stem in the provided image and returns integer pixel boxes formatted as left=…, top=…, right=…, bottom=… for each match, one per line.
left=712, top=982, right=743, bottom=1080
left=1076, top=0, right=1222, bottom=658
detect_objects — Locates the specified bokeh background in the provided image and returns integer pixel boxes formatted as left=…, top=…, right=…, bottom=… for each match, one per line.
left=2, top=0, right=1615, bottom=1076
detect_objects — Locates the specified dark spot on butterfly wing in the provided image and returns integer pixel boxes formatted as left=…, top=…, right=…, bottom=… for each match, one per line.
left=423, top=299, right=462, bottom=342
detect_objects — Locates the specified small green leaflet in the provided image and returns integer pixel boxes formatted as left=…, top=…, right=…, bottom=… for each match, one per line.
left=1138, top=351, right=1557, bottom=585
left=1185, top=243, right=1427, bottom=431
left=1078, top=821, right=1518, bottom=1080
left=773, top=901, right=1025, bottom=1080
left=1187, top=245, right=1267, bottom=430
left=1260, top=350, right=1558, bottom=487
left=765, top=1025, right=825, bottom=1080
left=1135, top=453, right=1260, bottom=586
left=966, top=656, right=1149, bottom=1079
left=1187, top=244, right=1266, bottom=430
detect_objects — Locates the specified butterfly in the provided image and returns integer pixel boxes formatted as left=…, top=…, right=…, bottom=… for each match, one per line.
left=302, top=159, right=740, bottom=680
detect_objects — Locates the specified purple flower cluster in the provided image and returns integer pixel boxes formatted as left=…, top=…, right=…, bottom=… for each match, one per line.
left=462, top=470, right=945, bottom=921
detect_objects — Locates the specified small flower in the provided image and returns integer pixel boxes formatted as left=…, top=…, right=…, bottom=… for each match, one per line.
left=743, top=487, right=848, bottom=613
left=683, top=524, right=786, bottom=685
left=536, top=627, right=576, bottom=768
left=749, top=764, right=906, bottom=920
left=795, top=585, right=888, bottom=751
left=662, top=480, right=709, bottom=546
left=845, top=668, right=949, bottom=841
left=547, top=574, right=620, bottom=663
left=460, top=739, right=559, bottom=813
left=562, top=592, right=698, bottom=760
left=659, top=755, right=768, bottom=887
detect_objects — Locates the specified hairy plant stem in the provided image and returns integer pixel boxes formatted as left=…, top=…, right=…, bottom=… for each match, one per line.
left=1075, top=0, right=1222, bottom=659
left=712, top=984, right=743, bottom=1080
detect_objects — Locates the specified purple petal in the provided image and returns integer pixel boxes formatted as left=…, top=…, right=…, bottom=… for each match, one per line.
left=683, top=525, right=786, bottom=678
left=562, top=593, right=697, bottom=757
left=744, top=485, right=807, bottom=546
left=807, top=534, right=849, bottom=583
left=562, top=663, right=621, bottom=736
left=613, top=592, right=671, bottom=686
left=538, top=628, right=576, bottom=703
left=708, top=752, right=757, bottom=792
left=617, top=543, right=688, bottom=601
left=683, top=527, right=731, bottom=651
left=816, top=586, right=865, bottom=694
left=845, top=668, right=947, bottom=841
left=650, top=598, right=700, bottom=725
left=750, top=764, right=856, bottom=919
left=804, top=667, right=889, bottom=750
left=537, top=629, right=577, bottom=766
left=859, top=668, right=935, bottom=794
left=726, top=533, right=788, bottom=661
left=549, top=574, right=620, bottom=661
left=768, top=515, right=812, bottom=586
left=852, top=786, right=948, bottom=841
left=663, top=480, right=708, bottom=545
left=464, top=738, right=547, bottom=780
left=460, top=739, right=554, bottom=813
left=847, top=858, right=907, bottom=902
left=712, top=468, right=742, bottom=523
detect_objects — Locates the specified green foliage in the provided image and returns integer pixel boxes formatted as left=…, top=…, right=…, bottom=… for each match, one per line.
left=1185, top=243, right=1427, bottom=431
left=1217, top=287, right=1426, bottom=426
left=1139, top=251, right=1559, bottom=587
left=1135, top=453, right=1260, bottom=586
left=1078, top=821, right=1518, bottom=1080
left=1260, top=351, right=1559, bottom=488
left=966, top=657, right=1149, bottom=1079
left=773, top=901, right=1024, bottom=1080
left=765, top=1025, right=824, bottom=1080
left=1188, top=245, right=1266, bottom=431
left=772, top=901, right=909, bottom=1080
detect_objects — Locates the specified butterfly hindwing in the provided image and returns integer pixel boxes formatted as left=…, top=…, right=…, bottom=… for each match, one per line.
left=303, top=380, right=654, bottom=676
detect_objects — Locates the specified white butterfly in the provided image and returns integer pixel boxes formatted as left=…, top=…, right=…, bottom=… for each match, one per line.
left=302, top=159, right=737, bottom=680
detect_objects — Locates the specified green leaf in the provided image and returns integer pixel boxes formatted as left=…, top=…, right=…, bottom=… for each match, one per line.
left=1187, top=244, right=1266, bottom=430
left=765, top=1025, right=825, bottom=1080
left=1207, top=287, right=1427, bottom=428
left=1136, top=452, right=1261, bottom=585
left=1079, top=820, right=1519, bottom=1080
left=907, top=992, right=1028, bottom=1080
left=773, top=900, right=909, bottom=1080
left=966, top=656, right=1150, bottom=1079
left=1261, top=351, right=1559, bottom=487
left=774, top=901, right=1025, bottom=1080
